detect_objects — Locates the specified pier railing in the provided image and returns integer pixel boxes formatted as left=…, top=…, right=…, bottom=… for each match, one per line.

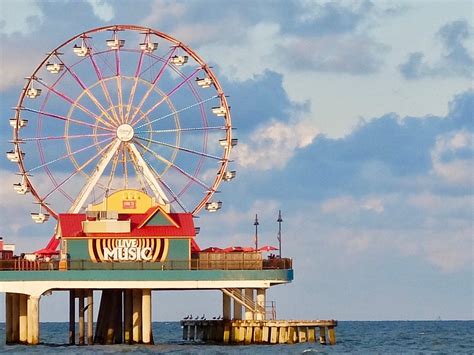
left=0, top=257, right=292, bottom=271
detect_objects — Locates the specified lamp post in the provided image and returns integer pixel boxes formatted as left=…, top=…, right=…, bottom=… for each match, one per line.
left=277, top=210, right=283, bottom=258
left=254, top=214, right=259, bottom=251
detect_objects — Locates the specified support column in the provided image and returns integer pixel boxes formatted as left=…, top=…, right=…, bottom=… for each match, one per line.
left=244, top=289, right=254, bottom=320
left=19, top=294, right=28, bottom=343
left=11, top=293, right=19, bottom=343
left=5, top=293, right=13, bottom=344
left=124, top=290, right=133, bottom=344
left=87, top=290, right=94, bottom=345
left=69, top=290, right=75, bottom=344
left=27, top=295, right=40, bottom=345
left=79, top=290, right=85, bottom=345
left=142, top=289, right=152, bottom=344
left=115, top=290, right=123, bottom=344
left=132, top=289, right=142, bottom=343
left=256, top=288, right=266, bottom=320
left=222, top=292, right=231, bottom=320
left=233, top=289, right=242, bottom=320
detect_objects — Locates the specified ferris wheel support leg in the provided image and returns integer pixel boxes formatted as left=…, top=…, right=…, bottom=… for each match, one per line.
left=69, top=139, right=121, bottom=213
left=128, top=143, right=170, bottom=206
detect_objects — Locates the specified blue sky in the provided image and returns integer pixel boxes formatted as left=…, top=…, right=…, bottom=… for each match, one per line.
left=0, top=0, right=472, bottom=321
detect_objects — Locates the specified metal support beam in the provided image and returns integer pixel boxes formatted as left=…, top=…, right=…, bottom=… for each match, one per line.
left=69, top=139, right=121, bottom=213
left=128, top=143, right=169, bottom=206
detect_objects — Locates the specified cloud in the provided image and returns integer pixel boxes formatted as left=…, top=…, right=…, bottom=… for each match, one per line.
left=399, top=19, right=474, bottom=79
left=86, top=0, right=115, bottom=21
left=138, top=1, right=389, bottom=80
left=321, top=195, right=384, bottom=214
left=0, top=0, right=43, bottom=35
left=431, top=129, right=473, bottom=186
left=234, top=116, right=319, bottom=171
left=278, top=33, right=387, bottom=74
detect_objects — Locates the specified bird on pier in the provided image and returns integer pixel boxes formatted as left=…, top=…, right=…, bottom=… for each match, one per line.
left=212, top=316, right=217, bottom=320
left=200, top=314, right=205, bottom=320
left=184, top=315, right=190, bottom=320
left=194, top=315, right=199, bottom=320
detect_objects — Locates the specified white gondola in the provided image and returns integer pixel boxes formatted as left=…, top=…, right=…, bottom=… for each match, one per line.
left=106, top=38, right=125, bottom=49
left=205, top=201, right=222, bottom=212
left=13, top=182, right=30, bottom=194
left=9, top=118, right=28, bottom=128
left=6, top=149, right=24, bottom=162
left=31, top=212, right=50, bottom=224
left=196, top=77, right=212, bottom=88
left=140, top=41, right=158, bottom=53
left=222, top=170, right=236, bottom=181
left=73, top=44, right=91, bottom=57
left=170, top=55, right=188, bottom=66
left=219, top=138, right=238, bottom=147
left=212, top=106, right=227, bottom=116
left=46, top=62, right=64, bottom=74
left=26, top=87, right=42, bottom=98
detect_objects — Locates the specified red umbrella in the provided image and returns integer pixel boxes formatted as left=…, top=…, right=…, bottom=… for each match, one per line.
left=223, top=246, right=244, bottom=252
left=34, top=248, right=59, bottom=256
left=258, top=245, right=278, bottom=252
left=201, top=247, right=223, bottom=253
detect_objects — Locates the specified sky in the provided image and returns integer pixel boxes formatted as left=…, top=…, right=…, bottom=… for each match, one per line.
left=0, top=0, right=472, bottom=322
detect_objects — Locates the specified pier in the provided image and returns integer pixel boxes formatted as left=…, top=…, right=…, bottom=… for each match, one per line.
left=181, top=319, right=337, bottom=345
left=2, top=24, right=338, bottom=347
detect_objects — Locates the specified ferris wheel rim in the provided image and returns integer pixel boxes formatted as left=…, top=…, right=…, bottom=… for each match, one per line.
left=12, top=24, right=233, bottom=218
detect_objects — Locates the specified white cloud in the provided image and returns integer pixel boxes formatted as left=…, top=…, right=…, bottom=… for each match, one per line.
left=431, top=129, right=473, bottom=186
left=199, top=22, right=280, bottom=82
left=0, top=0, right=43, bottom=35
left=86, top=0, right=115, bottom=22
left=321, top=195, right=385, bottom=214
left=234, top=117, right=319, bottom=171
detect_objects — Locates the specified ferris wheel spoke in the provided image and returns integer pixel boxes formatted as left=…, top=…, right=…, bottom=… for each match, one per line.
left=21, top=107, right=115, bottom=132
left=35, top=78, right=114, bottom=129
left=53, top=54, right=116, bottom=125
left=88, top=51, right=121, bottom=126
left=121, top=143, right=129, bottom=188
left=42, top=139, right=115, bottom=200
left=114, top=48, right=125, bottom=123
left=136, top=126, right=226, bottom=135
left=130, top=66, right=203, bottom=127
left=135, top=136, right=222, bottom=161
left=123, top=51, right=145, bottom=123
left=127, top=46, right=178, bottom=125
left=135, top=140, right=212, bottom=191
left=19, top=132, right=115, bottom=142
left=141, top=155, right=189, bottom=213
left=135, top=95, right=219, bottom=129
left=104, top=148, right=120, bottom=195
left=126, top=145, right=151, bottom=194
left=28, top=136, right=115, bottom=173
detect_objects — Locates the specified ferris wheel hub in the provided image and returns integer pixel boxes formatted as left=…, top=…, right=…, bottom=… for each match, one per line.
left=116, top=124, right=134, bottom=142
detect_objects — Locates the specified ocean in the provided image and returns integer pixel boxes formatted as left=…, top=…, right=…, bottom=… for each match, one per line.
left=0, top=321, right=472, bottom=353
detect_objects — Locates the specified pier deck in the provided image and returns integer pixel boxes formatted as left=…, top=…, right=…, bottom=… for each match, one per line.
left=181, top=319, right=338, bottom=345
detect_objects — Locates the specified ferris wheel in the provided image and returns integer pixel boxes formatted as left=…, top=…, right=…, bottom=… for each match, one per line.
left=7, top=25, right=236, bottom=223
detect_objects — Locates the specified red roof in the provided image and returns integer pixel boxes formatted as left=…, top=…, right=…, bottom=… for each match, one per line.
left=59, top=207, right=196, bottom=239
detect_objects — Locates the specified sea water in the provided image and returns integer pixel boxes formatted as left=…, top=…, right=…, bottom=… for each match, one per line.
left=0, top=321, right=472, bottom=353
